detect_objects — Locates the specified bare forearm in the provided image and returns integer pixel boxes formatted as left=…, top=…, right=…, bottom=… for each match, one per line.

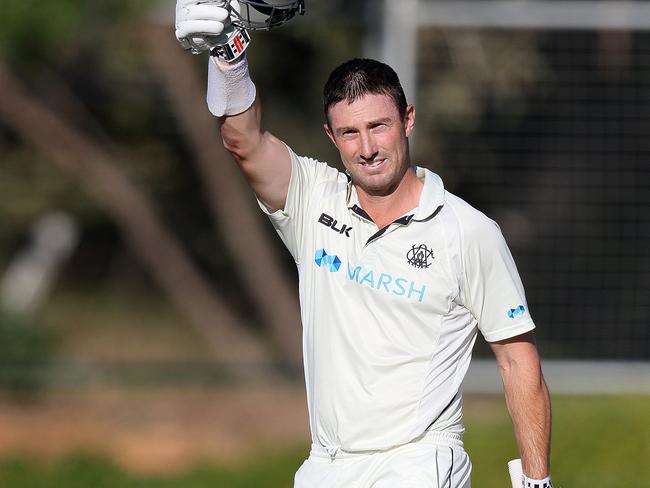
left=501, top=357, right=552, bottom=478
left=219, top=95, right=290, bottom=211
left=220, top=94, right=264, bottom=161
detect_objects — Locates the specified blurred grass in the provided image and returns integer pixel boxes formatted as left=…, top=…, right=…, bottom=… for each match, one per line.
left=0, top=449, right=307, bottom=488
left=0, top=395, right=648, bottom=487
left=466, top=395, right=650, bottom=487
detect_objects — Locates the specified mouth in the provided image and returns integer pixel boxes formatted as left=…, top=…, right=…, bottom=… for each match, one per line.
left=360, top=158, right=385, bottom=168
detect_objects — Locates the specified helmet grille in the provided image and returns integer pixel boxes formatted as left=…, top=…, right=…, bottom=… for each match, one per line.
left=232, top=0, right=305, bottom=31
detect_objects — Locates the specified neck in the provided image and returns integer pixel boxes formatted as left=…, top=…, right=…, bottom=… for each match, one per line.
left=356, top=168, right=423, bottom=229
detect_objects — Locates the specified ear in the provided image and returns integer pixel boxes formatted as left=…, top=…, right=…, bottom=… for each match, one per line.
left=404, top=104, right=416, bottom=137
left=324, top=123, right=338, bottom=148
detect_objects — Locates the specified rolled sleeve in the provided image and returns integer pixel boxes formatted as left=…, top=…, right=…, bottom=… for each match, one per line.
left=256, top=145, right=338, bottom=264
left=460, top=215, right=536, bottom=342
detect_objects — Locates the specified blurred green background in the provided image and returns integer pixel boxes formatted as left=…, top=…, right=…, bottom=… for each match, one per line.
left=0, top=395, right=648, bottom=486
left=1, top=0, right=649, bottom=486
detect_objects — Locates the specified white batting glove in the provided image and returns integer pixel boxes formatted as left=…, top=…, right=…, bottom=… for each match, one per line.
left=174, top=0, right=255, bottom=116
left=508, top=459, right=523, bottom=488
left=175, top=0, right=240, bottom=54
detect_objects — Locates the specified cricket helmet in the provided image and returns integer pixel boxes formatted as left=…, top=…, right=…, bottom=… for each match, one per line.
left=232, top=0, right=305, bottom=30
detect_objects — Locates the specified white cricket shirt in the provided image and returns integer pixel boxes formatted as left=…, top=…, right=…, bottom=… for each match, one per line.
left=259, top=147, right=535, bottom=455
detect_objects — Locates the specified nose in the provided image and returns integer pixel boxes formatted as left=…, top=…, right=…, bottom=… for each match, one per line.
left=359, top=132, right=378, bottom=161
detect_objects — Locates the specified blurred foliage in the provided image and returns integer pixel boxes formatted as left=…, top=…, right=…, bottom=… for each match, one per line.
left=0, top=0, right=366, bottom=296
left=0, top=0, right=159, bottom=282
left=0, top=1, right=149, bottom=62
left=0, top=311, right=57, bottom=396
left=0, top=0, right=83, bottom=63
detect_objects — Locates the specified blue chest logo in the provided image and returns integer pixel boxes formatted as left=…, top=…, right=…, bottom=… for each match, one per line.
left=314, top=249, right=342, bottom=272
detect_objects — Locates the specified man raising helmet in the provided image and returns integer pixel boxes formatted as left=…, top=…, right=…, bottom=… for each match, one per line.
left=175, top=3, right=553, bottom=487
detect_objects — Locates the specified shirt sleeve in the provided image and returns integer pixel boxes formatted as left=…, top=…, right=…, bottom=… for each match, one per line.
left=256, top=145, right=338, bottom=264
left=460, top=214, right=536, bottom=342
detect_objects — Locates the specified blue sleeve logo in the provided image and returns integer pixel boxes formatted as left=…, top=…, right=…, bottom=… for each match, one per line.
left=507, top=305, right=526, bottom=318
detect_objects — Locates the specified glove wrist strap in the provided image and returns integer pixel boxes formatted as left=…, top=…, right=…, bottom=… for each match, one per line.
left=210, top=27, right=251, bottom=62
left=522, top=474, right=553, bottom=488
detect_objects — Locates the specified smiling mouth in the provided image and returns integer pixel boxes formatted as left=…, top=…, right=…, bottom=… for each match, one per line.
left=360, top=158, right=385, bottom=167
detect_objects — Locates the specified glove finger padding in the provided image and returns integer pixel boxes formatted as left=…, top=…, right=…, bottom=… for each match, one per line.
left=176, top=0, right=239, bottom=20
left=176, top=19, right=226, bottom=39
left=175, top=2, right=230, bottom=38
left=177, top=0, right=227, bottom=8
left=175, top=1, right=243, bottom=53
left=179, top=4, right=230, bottom=22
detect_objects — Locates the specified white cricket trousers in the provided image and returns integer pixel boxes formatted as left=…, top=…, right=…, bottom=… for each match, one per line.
left=293, top=431, right=471, bottom=488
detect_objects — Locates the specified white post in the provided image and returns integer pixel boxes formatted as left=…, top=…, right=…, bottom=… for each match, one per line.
left=0, top=212, right=79, bottom=314
left=373, top=0, right=419, bottom=145
left=380, top=0, right=419, bottom=107
left=417, top=1, right=650, bottom=30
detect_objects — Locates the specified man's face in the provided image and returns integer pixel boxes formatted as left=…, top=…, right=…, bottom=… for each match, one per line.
left=324, top=93, right=415, bottom=198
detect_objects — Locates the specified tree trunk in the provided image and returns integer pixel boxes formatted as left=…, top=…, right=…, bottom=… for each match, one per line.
left=0, top=62, right=272, bottom=370
left=146, top=24, right=302, bottom=369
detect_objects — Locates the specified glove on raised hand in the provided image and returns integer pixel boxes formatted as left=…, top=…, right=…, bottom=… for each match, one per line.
left=175, top=0, right=240, bottom=54
left=174, top=0, right=255, bottom=117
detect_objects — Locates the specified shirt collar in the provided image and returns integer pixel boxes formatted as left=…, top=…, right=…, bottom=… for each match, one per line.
left=346, top=166, right=445, bottom=221
left=413, top=166, right=445, bottom=220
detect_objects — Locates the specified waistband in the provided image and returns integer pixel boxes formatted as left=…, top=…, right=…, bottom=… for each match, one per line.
left=309, top=431, right=464, bottom=460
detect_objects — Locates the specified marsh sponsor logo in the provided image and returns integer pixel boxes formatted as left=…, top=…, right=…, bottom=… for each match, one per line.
left=346, top=263, right=427, bottom=303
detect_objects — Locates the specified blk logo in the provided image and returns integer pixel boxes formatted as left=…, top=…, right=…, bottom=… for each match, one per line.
left=406, top=244, right=434, bottom=269
left=315, top=249, right=342, bottom=273
left=507, top=305, right=526, bottom=318
left=318, top=213, right=352, bottom=237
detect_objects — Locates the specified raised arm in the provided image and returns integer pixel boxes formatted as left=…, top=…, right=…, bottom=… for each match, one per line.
left=213, top=58, right=292, bottom=211
left=175, top=0, right=292, bottom=211
left=490, top=332, right=553, bottom=484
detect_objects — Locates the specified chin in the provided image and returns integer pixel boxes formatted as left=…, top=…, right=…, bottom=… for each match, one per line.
left=359, top=178, right=399, bottom=197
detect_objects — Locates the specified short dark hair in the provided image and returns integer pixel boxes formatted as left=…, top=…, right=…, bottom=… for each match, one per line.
left=323, top=58, right=408, bottom=125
